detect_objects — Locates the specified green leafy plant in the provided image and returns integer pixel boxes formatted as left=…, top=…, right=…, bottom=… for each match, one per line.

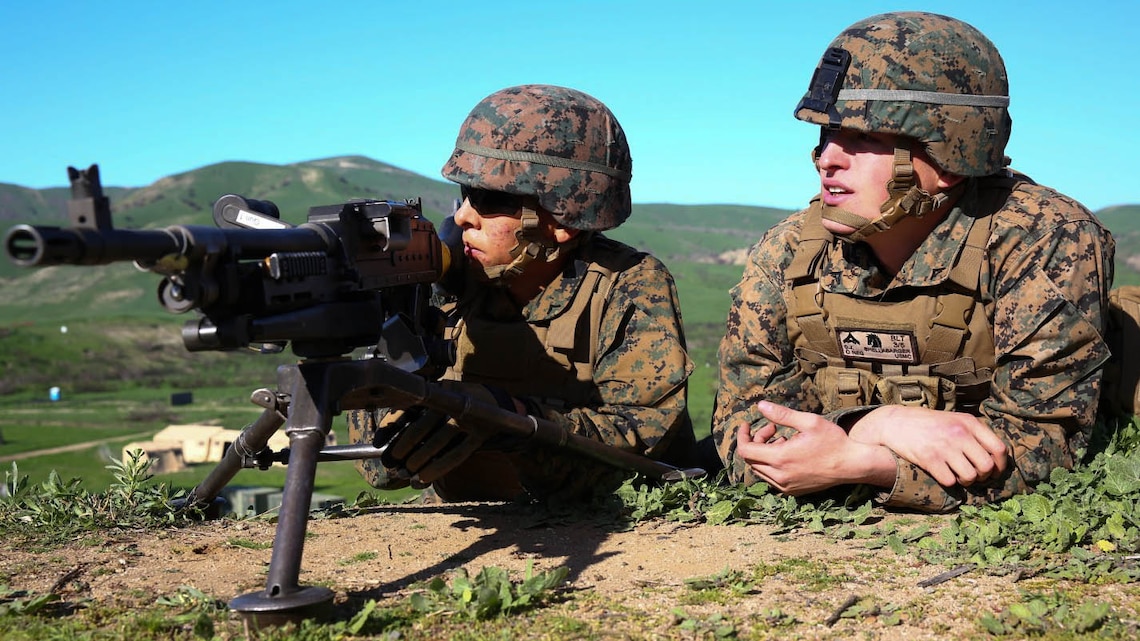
left=0, top=586, right=60, bottom=618
left=671, top=608, right=738, bottom=638
left=684, top=567, right=758, bottom=595
left=154, top=586, right=224, bottom=639
left=917, top=417, right=1140, bottom=581
left=226, top=537, right=272, bottom=550
left=339, top=550, right=379, bottom=566
left=978, top=591, right=1116, bottom=637
left=409, top=562, right=569, bottom=620
left=0, top=452, right=190, bottom=545
left=616, top=470, right=875, bottom=533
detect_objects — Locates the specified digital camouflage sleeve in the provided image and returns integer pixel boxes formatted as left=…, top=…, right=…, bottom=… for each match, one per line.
left=526, top=241, right=694, bottom=457
left=713, top=176, right=1114, bottom=512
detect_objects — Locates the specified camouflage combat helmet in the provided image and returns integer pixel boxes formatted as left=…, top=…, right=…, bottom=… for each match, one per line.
left=794, top=12, right=1012, bottom=241
left=441, top=84, right=633, bottom=232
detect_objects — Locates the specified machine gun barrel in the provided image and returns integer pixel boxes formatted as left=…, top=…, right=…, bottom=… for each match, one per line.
left=4, top=222, right=332, bottom=267
left=5, top=224, right=180, bottom=266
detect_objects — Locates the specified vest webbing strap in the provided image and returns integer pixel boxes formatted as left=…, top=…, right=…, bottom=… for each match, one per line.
left=788, top=203, right=839, bottom=355
left=785, top=209, right=830, bottom=283
left=923, top=213, right=992, bottom=363
left=545, top=252, right=621, bottom=380
left=546, top=268, right=606, bottom=354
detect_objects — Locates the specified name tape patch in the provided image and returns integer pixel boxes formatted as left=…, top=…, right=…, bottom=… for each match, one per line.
left=837, top=328, right=919, bottom=364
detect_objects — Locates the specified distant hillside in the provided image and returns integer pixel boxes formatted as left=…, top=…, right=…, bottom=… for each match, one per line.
left=1097, top=205, right=1140, bottom=282
left=0, top=156, right=459, bottom=228
left=0, top=181, right=130, bottom=227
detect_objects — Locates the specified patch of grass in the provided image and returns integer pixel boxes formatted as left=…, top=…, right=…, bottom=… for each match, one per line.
left=614, top=414, right=1140, bottom=592
left=7, top=448, right=149, bottom=499
left=0, top=585, right=61, bottom=617
left=153, top=586, right=226, bottom=638
left=681, top=566, right=770, bottom=606
left=670, top=608, right=738, bottom=638
left=615, top=469, right=876, bottom=532
left=338, top=550, right=379, bottom=566
left=226, top=537, right=271, bottom=550
left=0, top=452, right=191, bottom=545
left=1, top=383, right=398, bottom=503
left=0, top=586, right=244, bottom=641
left=0, top=317, right=290, bottom=396
left=0, top=420, right=154, bottom=456
left=771, top=557, right=849, bottom=592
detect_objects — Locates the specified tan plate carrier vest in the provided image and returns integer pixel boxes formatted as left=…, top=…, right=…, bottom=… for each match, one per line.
left=785, top=180, right=1014, bottom=414
left=440, top=237, right=639, bottom=409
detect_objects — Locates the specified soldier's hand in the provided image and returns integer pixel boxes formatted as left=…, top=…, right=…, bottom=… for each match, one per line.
left=381, top=381, right=519, bottom=485
left=737, top=401, right=896, bottom=494
left=345, top=407, right=418, bottom=490
left=848, top=405, right=1010, bottom=487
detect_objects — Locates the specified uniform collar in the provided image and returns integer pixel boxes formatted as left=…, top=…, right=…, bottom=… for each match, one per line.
left=819, top=180, right=979, bottom=295
left=523, top=249, right=592, bottom=321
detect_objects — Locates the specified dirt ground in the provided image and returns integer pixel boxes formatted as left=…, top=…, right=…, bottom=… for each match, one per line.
left=4, top=499, right=1136, bottom=640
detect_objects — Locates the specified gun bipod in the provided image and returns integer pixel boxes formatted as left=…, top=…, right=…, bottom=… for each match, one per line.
left=188, top=355, right=706, bottom=628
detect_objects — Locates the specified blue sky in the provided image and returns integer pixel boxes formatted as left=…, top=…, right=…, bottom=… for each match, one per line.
left=1, top=1, right=1134, bottom=212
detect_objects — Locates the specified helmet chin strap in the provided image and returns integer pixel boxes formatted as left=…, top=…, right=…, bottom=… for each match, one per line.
left=480, top=206, right=582, bottom=283
left=820, top=145, right=955, bottom=244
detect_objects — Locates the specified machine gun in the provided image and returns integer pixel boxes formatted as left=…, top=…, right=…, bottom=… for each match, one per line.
left=4, top=165, right=704, bottom=626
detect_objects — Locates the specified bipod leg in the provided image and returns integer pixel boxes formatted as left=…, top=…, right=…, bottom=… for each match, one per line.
left=175, top=388, right=288, bottom=518
left=230, top=362, right=336, bottom=628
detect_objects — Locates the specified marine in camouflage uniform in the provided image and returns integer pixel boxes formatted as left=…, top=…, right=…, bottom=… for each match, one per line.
left=712, top=12, right=1115, bottom=512
left=348, top=85, right=695, bottom=502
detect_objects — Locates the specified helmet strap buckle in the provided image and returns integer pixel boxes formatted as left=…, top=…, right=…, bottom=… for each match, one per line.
left=826, top=143, right=953, bottom=243
left=481, top=206, right=560, bottom=283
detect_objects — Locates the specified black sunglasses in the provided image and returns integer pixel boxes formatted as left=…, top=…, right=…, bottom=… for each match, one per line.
left=460, top=186, right=526, bottom=213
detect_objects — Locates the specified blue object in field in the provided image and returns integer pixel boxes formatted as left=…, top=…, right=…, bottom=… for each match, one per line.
left=49, top=386, right=61, bottom=402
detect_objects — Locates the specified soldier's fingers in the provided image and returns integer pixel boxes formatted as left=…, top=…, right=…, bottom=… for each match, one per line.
left=945, top=444, right=1002, bottom=487
left=413, top=437, right=483, bottom=484
left=958, top=417, right=1010, bottom=475
left=404, top=422, right=464, bottom=472
left=976, top=427, right=1010, bottom=467
left=747, top=462, right=791, bottom=493
left=736, top=422, right=773, bottom=446
left=924, top=458, right=960, bottom=488
left=756, top=400, right=826, bottom=433
left=386, top=408, right=449, bottom=461
left=959, top=441, right=1002, bottom=483
left=736, top=422, right=777, bottom=460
